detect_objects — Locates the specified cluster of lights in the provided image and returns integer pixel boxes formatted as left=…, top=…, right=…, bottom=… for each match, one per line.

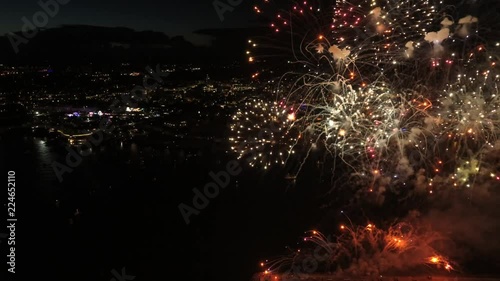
left=229, top=99, right=299, bottom=169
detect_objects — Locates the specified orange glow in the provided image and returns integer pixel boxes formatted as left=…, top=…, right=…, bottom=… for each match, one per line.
left=340, top=225, right=345, bottom=230
left=415, top=98, right=432, bottom=110
left=376, top=24, right=386, bottom=33
left=430, top=257, right=439, bottom=263
left=260, top=262, right=264, bottom=267
left=318, top=35, right=324, bottom=40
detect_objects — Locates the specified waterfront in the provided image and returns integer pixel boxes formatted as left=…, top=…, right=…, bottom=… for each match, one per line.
left=2, top=127, right=327, bottom=281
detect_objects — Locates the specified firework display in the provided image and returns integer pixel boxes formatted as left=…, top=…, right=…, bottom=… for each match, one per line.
left=260, top=219, right=454, bottom=277
left=239, top=0, right=500, bottom=194
left=232, top=0, right=500, bottom=276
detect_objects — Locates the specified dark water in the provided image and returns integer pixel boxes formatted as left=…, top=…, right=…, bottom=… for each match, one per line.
left=1, top=129, right=330, bottom=281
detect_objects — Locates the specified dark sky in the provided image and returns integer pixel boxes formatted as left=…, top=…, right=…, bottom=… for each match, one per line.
left=2, top=0, right=257, bottom=45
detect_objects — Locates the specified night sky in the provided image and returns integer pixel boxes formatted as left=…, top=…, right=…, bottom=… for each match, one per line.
left=1, top=0, right=257, bottom=45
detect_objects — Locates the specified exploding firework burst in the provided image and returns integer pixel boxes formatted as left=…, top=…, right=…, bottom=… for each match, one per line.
left=288, top=78, right=433, bottom=189
left=432, top=72, right=500, bottom=150
left=229, top=98, right=301, bottom=170
left=416, top=68, right=500, bottom=188
left=260, top=219, right=454, bottom=277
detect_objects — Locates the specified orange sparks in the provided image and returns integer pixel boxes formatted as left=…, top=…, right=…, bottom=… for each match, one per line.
left=415, top=98, right=432, bottom=110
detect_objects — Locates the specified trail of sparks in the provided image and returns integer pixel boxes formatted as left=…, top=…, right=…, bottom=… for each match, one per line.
left=240, top=0, right=500, bottom=276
